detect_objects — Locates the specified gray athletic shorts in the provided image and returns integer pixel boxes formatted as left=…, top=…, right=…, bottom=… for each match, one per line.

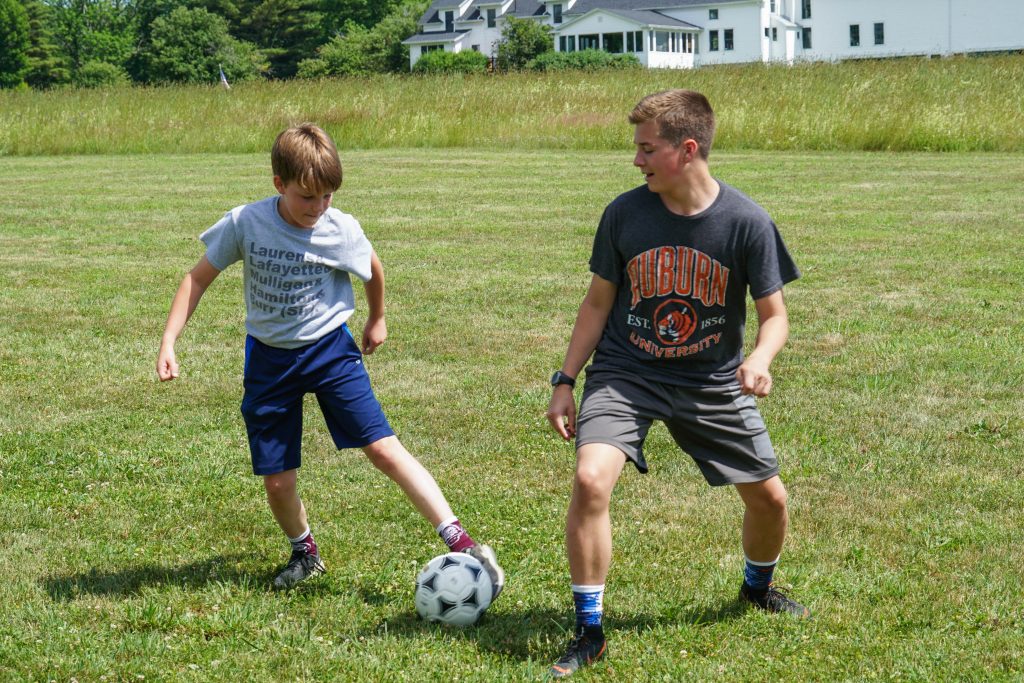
left=575, top=367, right=779, bottom=486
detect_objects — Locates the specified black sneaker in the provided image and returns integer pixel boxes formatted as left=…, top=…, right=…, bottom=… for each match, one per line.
left=739, top=582, right=810, bottom=618
left=549, top=627, right=607, bottom=678
left=273, top=549, right=326, bottom=590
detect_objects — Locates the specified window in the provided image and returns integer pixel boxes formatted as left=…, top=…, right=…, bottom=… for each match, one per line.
left=603, top=33, right=623, bottom=53
left=772, top=27, right=777, bottom=41
left=850, top=24, right=860, bottom=47
left=421, top=45, right=443, bottom=54
left=765, top=27, right=770, bottom=38
left=801, top=0, right=811, bottom=19
left=874, top=22, right=884, bottom=45
left=709, top=9, right=718, bottom=20
left=487, top=8, right=495, bottom=28
left=724, top=28, right=733, bottom=50
left=634, top=31, right=643, bottom=52
left=770, top=0, right=775, bottom=12
left=445, top=11, right=453, bottom=32
left=709, top=30, right=719, bottom=51
left=471, top=44, right=479, bottom=51
left=655, top=31, right=669, bottom=52
left=579, top=33, right=599, bottom=50
left=559, top=35, right=576, bottom=51
left=802, top=27, right=812, bottom=48
left=553, top=3, right=562, bottom=24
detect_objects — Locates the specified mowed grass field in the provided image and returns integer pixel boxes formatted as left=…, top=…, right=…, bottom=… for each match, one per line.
left=2, top=148, right=1023, bottom=681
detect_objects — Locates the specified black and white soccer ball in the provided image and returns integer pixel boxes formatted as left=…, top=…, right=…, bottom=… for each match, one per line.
left=414, top=552, right=493, bottom=627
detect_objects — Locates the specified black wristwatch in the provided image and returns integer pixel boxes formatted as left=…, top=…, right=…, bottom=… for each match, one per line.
left=550, top=371, right=576, bottom=389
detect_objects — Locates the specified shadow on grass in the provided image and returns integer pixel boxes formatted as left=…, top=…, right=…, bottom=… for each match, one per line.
left=44, top=554, right=273, bottom=601
left=355, top=580, right=747, bottom=661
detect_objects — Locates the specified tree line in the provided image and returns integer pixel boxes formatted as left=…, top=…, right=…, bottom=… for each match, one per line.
left=0, top=0, right=432, bottom=88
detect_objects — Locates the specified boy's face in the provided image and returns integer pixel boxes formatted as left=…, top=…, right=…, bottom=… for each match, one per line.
left=632, top=120, right=691, bottom=195
left=274, top=176, right=334, bottom=229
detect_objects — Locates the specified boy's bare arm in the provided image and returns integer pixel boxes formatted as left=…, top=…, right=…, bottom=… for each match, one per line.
left=545, top=274, right=618, bottom=440
left=736, top=289, right=789, bottom=397
left=156, top=255, right=221, bottom=381
left=360, top=250, right=387, bottom=355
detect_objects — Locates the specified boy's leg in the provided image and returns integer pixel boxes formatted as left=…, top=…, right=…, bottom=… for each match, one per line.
left=361, top=435, right=505, bottom=597
left=264, top=469, right=326, bottom=589
left=734, top=476, right=809, bottom=617
left=551, top=442, right=625, bottom=679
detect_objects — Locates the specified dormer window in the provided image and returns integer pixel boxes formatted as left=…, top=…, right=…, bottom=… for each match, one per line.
left=487, top=8, right=496, bottom=28
left=553, top=3, right=563, bottom=23
left=445, top=10, right=454, bottom=32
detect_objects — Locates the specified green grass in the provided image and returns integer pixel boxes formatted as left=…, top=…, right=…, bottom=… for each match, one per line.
left=2, top=149, right=1023, bottom=681
left=2, top=53, right=1024, bottom=155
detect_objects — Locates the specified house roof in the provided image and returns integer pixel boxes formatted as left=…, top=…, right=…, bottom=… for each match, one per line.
left=568, top=8, right=700, bottom=28
left=402, top=30, right=471, bottom=45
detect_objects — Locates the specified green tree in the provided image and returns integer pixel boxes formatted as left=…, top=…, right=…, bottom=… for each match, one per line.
left=494, top=15, right=552, bottom=71
left=22, top=0, right=71, bottom=87
left=46, top=0, right=136, bottom=77
left=296, top=0, right=424, bottom=77
left=0, top=0, right=30, bottom=88
left=137, top=5, right=265, bottom=83
left=319, top=0, right=403, bottom=36
left=237, top=0, right=323, bottom=78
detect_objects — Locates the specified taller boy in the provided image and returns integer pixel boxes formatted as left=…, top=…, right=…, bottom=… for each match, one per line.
left=157, top=124, right=503, bottom=594
left=545, top=90, right=807, bottom=677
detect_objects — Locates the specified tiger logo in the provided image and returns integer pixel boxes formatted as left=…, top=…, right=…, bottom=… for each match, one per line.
left=654, top=299, right=697, bottom=346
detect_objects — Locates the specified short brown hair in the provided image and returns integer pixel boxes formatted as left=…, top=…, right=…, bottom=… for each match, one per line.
left=628, top=90, right=716, bottom=159
left=271, top=123, right=343, bottom=193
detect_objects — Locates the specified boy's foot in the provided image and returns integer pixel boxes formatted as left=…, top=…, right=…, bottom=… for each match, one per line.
left=273, top=549, right=326, bottom=590
left=739, top=582, right=810, bottom=618
left=549, top=627, right=607, bottom=678
left=464, top=544, right=505, bottom=601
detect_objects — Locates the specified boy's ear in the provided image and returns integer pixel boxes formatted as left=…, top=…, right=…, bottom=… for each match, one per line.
left=273, top=175, right=286, bottom=194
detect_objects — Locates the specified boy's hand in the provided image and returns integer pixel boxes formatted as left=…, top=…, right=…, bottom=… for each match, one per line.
left=362, top=316, right=387, bottom=355
left=157, top=344, right=179, bottom=381
left=736, top=357, right=772, bottom=397
left=546, top=385, right=577, bottom=441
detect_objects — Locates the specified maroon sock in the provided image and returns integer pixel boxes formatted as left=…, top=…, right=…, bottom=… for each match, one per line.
left=290, top=531, right=318, bottom=556
left=438, top=519, right=475, bottom=553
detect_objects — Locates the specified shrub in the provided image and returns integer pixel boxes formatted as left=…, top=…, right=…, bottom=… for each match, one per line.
left=413, top=49, right=489, bottom=74
left=495, top=15, right=552, bottom=71
left=73, top=60, right=130, bottom=88
left=527, top=49, right=642, bottom=72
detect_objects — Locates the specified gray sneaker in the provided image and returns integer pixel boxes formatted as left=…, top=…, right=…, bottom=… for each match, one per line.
left=273, top=550, right=326, bottom=590
left=464, top=544, right=505, bottom=601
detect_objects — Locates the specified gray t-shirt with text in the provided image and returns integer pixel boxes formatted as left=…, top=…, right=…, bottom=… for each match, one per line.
left=589, top=181, right=799, bottom=386
left=200, top=196, right=372, bottom=349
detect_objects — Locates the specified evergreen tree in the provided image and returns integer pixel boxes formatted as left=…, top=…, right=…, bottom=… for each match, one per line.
left=22, top=0, right=71, bottom=87
left=237, top=0, right=322, bottom=78
left=0, top=0, right=30, bottom=87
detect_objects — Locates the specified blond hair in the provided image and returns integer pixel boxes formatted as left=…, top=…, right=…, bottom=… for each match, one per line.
left=271, top=123, right=342, bottom=193
left=628, top=90, right=716, bottom=159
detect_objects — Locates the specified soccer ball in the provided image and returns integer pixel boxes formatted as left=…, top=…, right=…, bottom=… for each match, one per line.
left=414, top=552, right=493, bottom=627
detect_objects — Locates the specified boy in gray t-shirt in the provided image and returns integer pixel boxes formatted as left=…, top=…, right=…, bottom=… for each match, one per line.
left=545, top=91, right=807, bottom=678
left=157, top=124, right=503, bottom=596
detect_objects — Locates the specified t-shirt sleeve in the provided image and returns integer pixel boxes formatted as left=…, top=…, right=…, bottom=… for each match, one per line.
left=746, top=219, right=800, bottom=300
left=199, top=212, right=243, bottom=271
left=588, top=204, right=624, bottom=285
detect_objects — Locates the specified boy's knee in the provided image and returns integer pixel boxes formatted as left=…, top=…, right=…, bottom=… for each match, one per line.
left=263, top=472, right=296, bottom=499
left=363, top=436, right=405, bottom=474
left=744, top=481, right=788, bottom=515
left=573, top=464, right=616, bottom=504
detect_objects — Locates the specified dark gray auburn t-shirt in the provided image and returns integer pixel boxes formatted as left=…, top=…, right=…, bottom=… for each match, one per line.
left=200, top=196, right=373, bottom=349
left=589, top=180, right=799, bottom=387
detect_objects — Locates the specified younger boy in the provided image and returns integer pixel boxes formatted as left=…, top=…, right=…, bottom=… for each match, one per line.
left=157, top=123, right=504, bottom=594
left=545, top=90, right=807, bottom=678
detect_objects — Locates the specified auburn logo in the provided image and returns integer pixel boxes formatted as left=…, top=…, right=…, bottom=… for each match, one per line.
left=654, top=299, right=698, bottom=346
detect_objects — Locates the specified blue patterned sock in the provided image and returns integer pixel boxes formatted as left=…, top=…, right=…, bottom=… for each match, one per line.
left=571, top=584, right=605, bottom=629
left=743, top=556, right=778, bottom=593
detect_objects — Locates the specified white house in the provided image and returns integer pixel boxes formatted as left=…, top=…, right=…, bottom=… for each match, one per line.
left=402, top=0, right=1024, bottom=69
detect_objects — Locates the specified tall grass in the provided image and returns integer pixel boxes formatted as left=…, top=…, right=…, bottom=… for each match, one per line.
left=1, top=54, right=1022, bottom=155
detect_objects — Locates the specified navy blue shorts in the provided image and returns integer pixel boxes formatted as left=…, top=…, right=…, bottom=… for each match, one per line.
left=240, top=324, right=394, bottom=476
